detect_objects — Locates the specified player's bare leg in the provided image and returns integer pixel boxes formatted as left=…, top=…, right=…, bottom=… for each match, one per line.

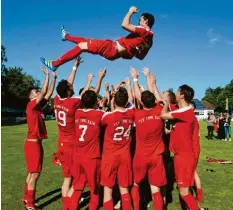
left=61, top=177, right=72, bottom=210
left=22, top=173, right=32, bottom=204
left=119, top=187, right=132, bottom=210
left=150, top=185, right=163, bottom=210
left=25, top=172, right=40, bottom=209
left=194, top=170, right=203, bottom=202
left=103, top=187, right=114, bottom=209
left=179, top=187, right=199, bottom=210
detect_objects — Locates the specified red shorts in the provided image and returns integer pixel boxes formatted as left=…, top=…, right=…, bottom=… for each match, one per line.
left=101, top=156, right=132, bottom=188
left=72, top=158, right=100, bottom=192
left=133, top=154, right=167, bottom=186
left=174, top=155, right=195, bottom=187
left=24, top=140, right=44, bottom=173
left=57, top=142, right=74, bottom=178
left=87, top=39, right=120, bottom=61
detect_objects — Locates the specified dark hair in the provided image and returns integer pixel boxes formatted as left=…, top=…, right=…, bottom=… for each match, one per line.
left=114, top=87, right=128, bottom=107
left=79, top=87, right=84, bottom=95
left=167, top=90, right=176, bottom=104
left=141, top=90, right=155, bottom=108
left=190, top=100, right=196, bottom=109
left=179, top=84, right=194, bottom=103
left=27, top=87, right=36, bottom=99
left=56, top=80, right=70, bottom=98
left=142, top=13, right=155, bottom=28
left=81, top=90, right=97, bottom=109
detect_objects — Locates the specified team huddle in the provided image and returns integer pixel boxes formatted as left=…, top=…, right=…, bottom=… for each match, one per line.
left=23, top=6, right=203, bottom=210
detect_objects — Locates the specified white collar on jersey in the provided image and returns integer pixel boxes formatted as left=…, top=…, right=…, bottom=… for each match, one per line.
left=170, top=105, right=193, bottom=114
left=136, top=25, right=153, bottom=33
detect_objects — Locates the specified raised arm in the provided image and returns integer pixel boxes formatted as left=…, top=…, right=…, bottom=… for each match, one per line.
left=122, top=6, right=138, bottom=33
left=150, top=73, right=163, bottom=102
left=142, top=67, right=153, bottom=92
left=104, top=82, right=110, bottom=107
left=130, top=67, right=141, bottom=104
left=125, top=77, right=133, bottom=104
left=161, top=101, right=174, bottom=120
left=95, top=68, right=107, bottom=94
left=36, top=67, right=50, bottom=104
left=67, top=56, right=83, bottom=85
left=80, top=73, right=93, bottom=96
left=44, top=72, right=57, bottom=100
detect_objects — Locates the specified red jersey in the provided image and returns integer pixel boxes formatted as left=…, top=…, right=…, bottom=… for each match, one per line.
left=54, top=95, right=81, bottom=143
left=75, top=109, right=104, bottom=159
left=101, top=109, right=134, bottom=158
left=134, top=105, right=165, bottom=156
left=26, top=99, right=47, bottom=139
left=170, top=106, right=196, bottom=155
left=117, top=26, right=153, bottom=59
left=193, top=117, right=200, bottom=160
left=169, top=103, right=179, bottom=111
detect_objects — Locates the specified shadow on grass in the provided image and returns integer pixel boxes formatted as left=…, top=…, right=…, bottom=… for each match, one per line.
left=35, top=188, right=61, bottom=203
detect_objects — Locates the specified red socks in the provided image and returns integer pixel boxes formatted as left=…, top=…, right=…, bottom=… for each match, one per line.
left=89, top=192, right=99, bottom=210
left=53, top=46, right=82, bottom=67
left=22, top=182, right=28, bottom=201
left=196, top=188, right=204, bottom=202
left=69, top=190, right=82, bottom=210
left=27, top=190, right=36, bottom=205
left=121, top=193, right=131, bottom=210
left=65, top=34, right=87, bottom=44
left=152, top=192, right=163, bottom=210
left=103, top=199, right=113, bottom=210
left=131, top=185, right=140, bottom=210
left=62, top=197, right=70, bottom=210
left=182, top=193, right=199, bottom=210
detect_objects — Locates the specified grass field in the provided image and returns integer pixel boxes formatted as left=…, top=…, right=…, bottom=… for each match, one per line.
left=1, top=120, right=233, bottom=210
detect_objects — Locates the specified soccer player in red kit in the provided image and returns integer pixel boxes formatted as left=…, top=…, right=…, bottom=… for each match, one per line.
left=130, top=68, right=166, bottom=210
left=23, top=68, right=57, bottom=210
left=40, top=6, right=154, bottom=71
left=161, top=85, right=199, bottom=210
left=53, top=57, right=84, bottom=209
left=190, top=101, right=203, bottom=203
left=101, top=87, right=134, bottom=210
left=69, top=90, right=104, bottom=210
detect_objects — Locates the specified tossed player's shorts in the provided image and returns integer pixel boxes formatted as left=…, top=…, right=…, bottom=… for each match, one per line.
left=24, top=140, right=44, bottom=173
left=174, top=154, right=195, bottom=187
left=72, top=158, right=101, bottom=193
left=133, top=154, right=167, bottom=186
left=87, top=39, right=120, bottom=61
left=101, top=155, right=132, bottom=188
left=57, top=142, right=74, bottom=178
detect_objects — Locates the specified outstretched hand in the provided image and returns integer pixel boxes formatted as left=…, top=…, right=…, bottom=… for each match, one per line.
left=130, top=67, right=139, bottom=79
left=52, top=71, right=57, bottom=79
left=88, top=73, right=94, bottom=82
left=142, top=67, right=150, bottom=76
left=40, top=66, right=49, bottom=75
left=99, top=68, right=107, bottom=79
left=74, top=56, right=84, bottom=67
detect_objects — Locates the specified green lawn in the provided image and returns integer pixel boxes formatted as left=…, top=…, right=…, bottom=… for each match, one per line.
left=1, top=121, right=233, bottom=209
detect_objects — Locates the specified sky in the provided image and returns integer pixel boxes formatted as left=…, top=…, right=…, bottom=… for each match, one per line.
left=2, top=0, right=233, bottom=99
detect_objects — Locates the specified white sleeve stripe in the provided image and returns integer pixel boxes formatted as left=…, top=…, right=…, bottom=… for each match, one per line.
left=101, top=112, right=112, bottom=120
left=170, top=106, right=192, bottom=114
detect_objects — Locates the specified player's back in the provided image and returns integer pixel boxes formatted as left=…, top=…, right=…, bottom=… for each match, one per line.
left=75, top=109, right=104, bottom=159
left=134, top=105, right=165, bottom=156
left=117, top=26, right=153, bottom=59
left=54, top=95, right=81, bottom=142
left=101, top=109, right=134, bottom=159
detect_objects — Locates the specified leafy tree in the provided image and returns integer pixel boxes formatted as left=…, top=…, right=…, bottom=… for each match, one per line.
left=1, top=45, right=7, bottom=72
left=202, top=80, right=233, bottom=112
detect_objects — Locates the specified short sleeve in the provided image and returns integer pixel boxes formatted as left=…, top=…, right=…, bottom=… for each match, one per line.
left=28, top=99, right=37, bottom=110
left=101, top=112, right=110, bottom=126
left=171, top=111, right=188, bottom=122
left=71, top=96, right=81, bottom=108
left=135, top=26, right=147, bottom=37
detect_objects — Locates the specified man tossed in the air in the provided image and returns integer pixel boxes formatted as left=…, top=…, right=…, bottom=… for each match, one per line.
left=41, top=6, right=154, bottom=71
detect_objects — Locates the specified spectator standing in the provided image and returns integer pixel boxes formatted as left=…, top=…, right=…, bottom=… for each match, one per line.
left=217, top=113, right=226, bottom=140
left=224, top=112, right=232, bottom=141
left=207, top=113, right=215, bottom=139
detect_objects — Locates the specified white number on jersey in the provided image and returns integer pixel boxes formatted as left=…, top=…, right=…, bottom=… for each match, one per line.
left=113, top=125, right=131, bottom=141
left=79, top=125, right=88, bottom=142
left=55, top=110, right=66, bottom=126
